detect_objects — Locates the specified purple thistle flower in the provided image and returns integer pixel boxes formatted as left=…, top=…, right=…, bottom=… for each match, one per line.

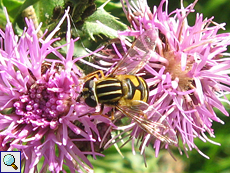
left=102, top=0, right=230, bottom=158
left=0, top=8, right=112, bottom=172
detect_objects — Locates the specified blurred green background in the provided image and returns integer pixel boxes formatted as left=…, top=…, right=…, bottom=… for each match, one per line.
left=1, top=0, right=230, bottom=172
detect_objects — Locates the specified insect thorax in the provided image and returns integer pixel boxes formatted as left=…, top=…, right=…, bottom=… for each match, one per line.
left=96, top=77, right=123, bottom=105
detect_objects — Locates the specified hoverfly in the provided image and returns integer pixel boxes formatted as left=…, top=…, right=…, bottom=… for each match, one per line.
left=80, top=30, right=178, bottom=145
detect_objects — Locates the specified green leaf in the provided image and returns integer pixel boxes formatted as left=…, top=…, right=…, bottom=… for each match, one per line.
left=7, top=0, right=64, bottom=35
left=0, top=8, right=8, bottom=28
left=82, top=2, right=127, bottom=41
left=0, top=0, right=24, bottom=27
left=2, top=0, right=24, bottom=14
left=33, top=0, right=64, bottom=28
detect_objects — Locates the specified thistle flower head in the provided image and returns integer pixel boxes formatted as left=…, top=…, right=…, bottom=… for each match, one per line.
left=106, top=0, right=230, bottom=158
left=0, top=8, right=112, bottom=172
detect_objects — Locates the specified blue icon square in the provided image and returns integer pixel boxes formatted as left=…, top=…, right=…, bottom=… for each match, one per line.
left=0, top=151, right=21, bottom=173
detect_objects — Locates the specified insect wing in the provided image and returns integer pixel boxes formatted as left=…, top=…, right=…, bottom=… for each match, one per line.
left=110, top=30, right=157, bottom=76
left=144, top=105, right=178, bottom=145
left=116, top=105, right=178, bottom=145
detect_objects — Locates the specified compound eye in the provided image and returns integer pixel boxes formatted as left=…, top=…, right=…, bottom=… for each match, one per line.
left=83, top=79, right=90, bottom=89
left=85, top=95, right=97, bottom=107
left=84, top=79, right=94, bottom=89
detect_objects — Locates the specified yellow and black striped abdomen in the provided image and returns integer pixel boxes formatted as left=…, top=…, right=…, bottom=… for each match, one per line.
left=116, top=75, right=149, bottom=103
left=96, top=77, right=123, bottom=105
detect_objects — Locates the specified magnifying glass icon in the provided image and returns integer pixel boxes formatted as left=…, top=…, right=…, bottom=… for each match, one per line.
left=3, top=154, right=18, bottom=170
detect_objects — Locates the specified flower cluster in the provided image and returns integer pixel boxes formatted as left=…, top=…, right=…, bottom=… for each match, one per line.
left=107, top=0, right=230, bottom=158
left=0, top=8, right=112, bottom=172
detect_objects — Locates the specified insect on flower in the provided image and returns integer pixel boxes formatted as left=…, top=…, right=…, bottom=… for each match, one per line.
left=80, top=30, right=178, bottom=145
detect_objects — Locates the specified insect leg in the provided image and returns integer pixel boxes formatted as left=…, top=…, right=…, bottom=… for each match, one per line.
left=82, top=70, right=105, bottom=81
